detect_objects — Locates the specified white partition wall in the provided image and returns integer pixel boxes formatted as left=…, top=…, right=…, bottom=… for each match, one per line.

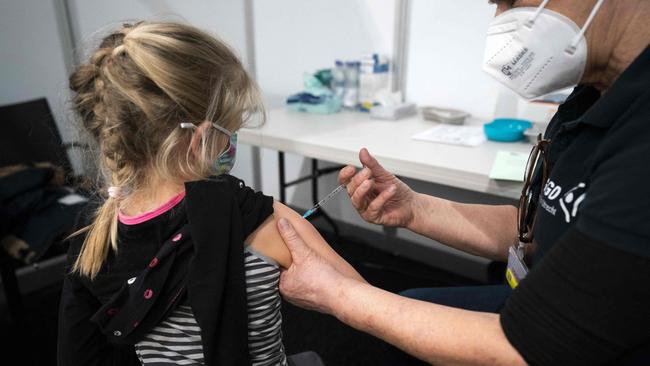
left=66, top=0, right=249, bottom=62
left=405, top=0, right=499, bottom=119
left=252, top=0, right=396, bottom=200
left=253, top=0, right=396, bottom=107
left=0, top=0, right=74, bottom=141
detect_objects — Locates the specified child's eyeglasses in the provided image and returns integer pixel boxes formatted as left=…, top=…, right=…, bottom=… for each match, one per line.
left=179, top=122, right=232, bottom=136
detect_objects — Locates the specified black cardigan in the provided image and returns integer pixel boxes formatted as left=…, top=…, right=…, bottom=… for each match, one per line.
left=58, top=175, right=274, bottom=366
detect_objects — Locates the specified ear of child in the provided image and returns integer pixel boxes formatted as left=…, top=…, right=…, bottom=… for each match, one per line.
left=189, top=121, right=213, bottom=157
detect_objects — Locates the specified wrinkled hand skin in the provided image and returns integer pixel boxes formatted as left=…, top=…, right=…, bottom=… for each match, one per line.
left=277, top=218, right=348, bottom=314
left=338, top=148, right=418, bottom=228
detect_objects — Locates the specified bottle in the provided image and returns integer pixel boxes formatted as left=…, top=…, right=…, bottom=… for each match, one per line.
left=332, top=60, right=346, bottom=100
left=359, top=54, right=390, bottom=111
left=342, top=61, right=360, bottom=110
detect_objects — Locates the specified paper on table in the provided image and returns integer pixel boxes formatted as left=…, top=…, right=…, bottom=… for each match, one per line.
left=489, top=151, right=528, bottom=181
left=411, top=125, right=486, bottom=147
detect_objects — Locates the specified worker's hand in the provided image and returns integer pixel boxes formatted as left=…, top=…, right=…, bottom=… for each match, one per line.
left=277, top=218, right=352, bottom=314
left=339, top=148, right=418, bottom=228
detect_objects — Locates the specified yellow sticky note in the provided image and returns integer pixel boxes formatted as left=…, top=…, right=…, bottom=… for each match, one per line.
left=489, top=151, right=528, bottom=182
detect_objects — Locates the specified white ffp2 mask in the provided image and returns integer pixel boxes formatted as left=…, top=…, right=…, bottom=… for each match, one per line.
left=482, top=0, right=605, bottom=100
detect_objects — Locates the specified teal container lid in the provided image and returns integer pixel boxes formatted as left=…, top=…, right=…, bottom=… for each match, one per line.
left=484, top=118, right=532, bottom=142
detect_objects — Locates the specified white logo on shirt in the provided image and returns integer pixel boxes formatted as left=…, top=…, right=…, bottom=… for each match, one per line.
left=541, top=180, right=588, bottom=223
left=559, top=183, right=587, bottom=223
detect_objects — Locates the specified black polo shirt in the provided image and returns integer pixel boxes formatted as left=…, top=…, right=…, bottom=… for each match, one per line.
left=500, top=45, right=650, bottom=365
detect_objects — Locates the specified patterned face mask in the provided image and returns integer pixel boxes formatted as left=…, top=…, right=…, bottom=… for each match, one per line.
left=180, top=122, right=238, bottom=175
left=215, top=132, right=237, bottom=175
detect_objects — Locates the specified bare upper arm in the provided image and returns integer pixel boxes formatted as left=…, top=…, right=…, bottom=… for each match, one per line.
left=245, top=201, right=365, bottom=282
left=245, top=208, right=293, bottom=269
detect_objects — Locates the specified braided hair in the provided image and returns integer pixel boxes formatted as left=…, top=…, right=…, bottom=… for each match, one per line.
left=69, top=22, right=263, bottom=278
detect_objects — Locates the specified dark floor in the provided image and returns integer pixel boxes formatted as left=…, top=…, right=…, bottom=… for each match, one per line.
left=0, top=226, right=479, bottom=366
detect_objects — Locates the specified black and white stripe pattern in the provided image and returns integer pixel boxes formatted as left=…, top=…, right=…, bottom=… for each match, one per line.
left=135, top=305, right=204, bottom=365
left=244, top=248, right=287, bottom=366
left=135, top=247, right=287, bottom=365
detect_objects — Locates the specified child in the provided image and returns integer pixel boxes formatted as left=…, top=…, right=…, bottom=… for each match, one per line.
left=58, top=21, right=362, bottom=366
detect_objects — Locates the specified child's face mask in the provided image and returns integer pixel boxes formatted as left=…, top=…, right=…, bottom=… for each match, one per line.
left=180, top=122, right=238, bottom=175
left=215, top=132, right=237, bottom=175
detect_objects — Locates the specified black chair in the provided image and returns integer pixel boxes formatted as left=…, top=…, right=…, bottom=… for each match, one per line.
left=0, top=98, right=74, bottom=175
left=0, top=98, right=87, bottom=329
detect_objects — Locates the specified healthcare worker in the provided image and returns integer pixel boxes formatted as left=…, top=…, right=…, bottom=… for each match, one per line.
left=276, top=0, right=650, bottom=364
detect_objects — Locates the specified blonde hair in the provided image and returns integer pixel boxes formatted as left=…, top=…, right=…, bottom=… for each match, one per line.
left=69, top=21, right=263, bottom=278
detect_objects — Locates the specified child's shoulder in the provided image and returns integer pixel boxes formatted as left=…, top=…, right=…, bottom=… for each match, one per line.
left=185, top=174, right=244, bottom=191
left=188, top=174, right=273, bottom=197
left=185, top=174, right=270, bottom=203
left=185, top=174, right=275, bottom=237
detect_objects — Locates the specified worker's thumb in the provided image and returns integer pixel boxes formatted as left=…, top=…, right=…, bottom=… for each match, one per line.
left=359, top=148, right=388, bottom=176
left=277, top=218, right=310, bottom=261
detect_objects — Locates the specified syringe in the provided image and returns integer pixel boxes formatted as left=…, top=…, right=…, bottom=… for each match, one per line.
left=302, top=183, right=347, bottom=219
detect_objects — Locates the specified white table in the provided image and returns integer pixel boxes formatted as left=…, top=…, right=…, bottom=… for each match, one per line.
left=240, top=109, right=532, bottom=200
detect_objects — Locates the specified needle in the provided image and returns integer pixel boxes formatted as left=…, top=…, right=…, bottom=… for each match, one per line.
left=302, top=183, right=347, bottom=219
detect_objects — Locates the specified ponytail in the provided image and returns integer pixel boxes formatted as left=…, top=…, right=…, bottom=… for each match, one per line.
left=71, top=197, right=119, bottom=279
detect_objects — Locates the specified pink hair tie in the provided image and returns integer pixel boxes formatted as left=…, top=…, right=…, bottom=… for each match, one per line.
left=108, top=186, right=123, bottom=200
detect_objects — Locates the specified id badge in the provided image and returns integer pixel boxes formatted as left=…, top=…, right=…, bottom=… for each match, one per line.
left=506, top=245, right=529, bottom=289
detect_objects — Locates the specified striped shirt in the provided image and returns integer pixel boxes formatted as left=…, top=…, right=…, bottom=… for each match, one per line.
left=134, top=247, right=287, bottom=365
